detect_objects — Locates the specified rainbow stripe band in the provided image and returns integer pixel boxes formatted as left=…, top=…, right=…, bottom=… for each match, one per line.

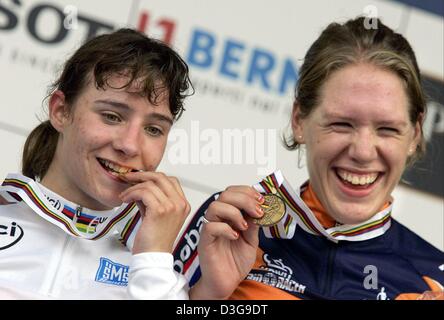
left=254, top=170, right=392, bottom=242
left=1, top=175, right=137, bottom=240
left=119, top=211, right=141, bottom=246
left=3, top=178, right=80, bottom=236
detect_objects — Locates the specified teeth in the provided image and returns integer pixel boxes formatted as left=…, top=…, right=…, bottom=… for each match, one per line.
left=99, top=158, right=132, bottom=174
left=352, top=176, right=359, bottom=185
left=337, top=169, right=378, bottom=186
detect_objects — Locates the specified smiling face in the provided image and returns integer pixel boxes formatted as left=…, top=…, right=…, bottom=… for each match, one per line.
left=292, top=63, right=421, bottom=224
left=42, top=74, right=174, bottom=210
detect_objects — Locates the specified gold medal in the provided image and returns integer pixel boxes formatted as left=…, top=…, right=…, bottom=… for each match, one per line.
left=254, top=194, right=286, bottom=227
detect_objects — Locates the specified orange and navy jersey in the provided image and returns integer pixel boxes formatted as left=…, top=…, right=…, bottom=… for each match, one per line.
left=230, top=218, right=444, bottom=300
left=188, top=191, right=444, bottom=300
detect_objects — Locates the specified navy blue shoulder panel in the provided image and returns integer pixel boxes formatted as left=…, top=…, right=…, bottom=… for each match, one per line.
left=253, top=219, right=443, bottom=299
left=386, top=219, right=444, bottom=284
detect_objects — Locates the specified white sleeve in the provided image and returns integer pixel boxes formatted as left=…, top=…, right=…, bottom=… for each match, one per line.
left=127, top=252, right=189, bottom=300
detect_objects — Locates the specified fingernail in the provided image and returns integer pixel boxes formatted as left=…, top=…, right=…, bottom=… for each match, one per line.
left=256, top=204, right=264, bottom=217
left=257, top=194, right=265, bottom=204
left=242, top=220, right=249, bottom=230
left=232, top=231, right=239, bottom=239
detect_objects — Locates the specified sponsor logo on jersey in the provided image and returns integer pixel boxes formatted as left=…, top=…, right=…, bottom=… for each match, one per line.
left=172, top=194, right=217, bottom=286
left=247, top=253, right=306, bottom=294
left=376, top=287, right=390, bottom=300
left=44, top=195, right=62, bottom=211
left=95, top=257, right=129, bottom=286
left=0, top=221, right=24, bottom=250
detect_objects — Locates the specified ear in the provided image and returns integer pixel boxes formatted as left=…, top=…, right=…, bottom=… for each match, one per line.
left=291, top=100, right=305, bottom=144
left=408, top=113, right=423, bottom=156
left=48, top=90, right=69, bottom=133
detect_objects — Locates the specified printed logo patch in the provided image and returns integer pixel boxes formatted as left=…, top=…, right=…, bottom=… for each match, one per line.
left=95, top=257, right=129, bottom=286
left=0, top=221, right=24, bottom=250
left=247, top=253, right=306, bottom=294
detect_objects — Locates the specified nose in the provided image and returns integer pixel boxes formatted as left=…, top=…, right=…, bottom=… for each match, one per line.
left=348, top=128, right=378, bottom=164
left=112, top=123, right=141, bottom=158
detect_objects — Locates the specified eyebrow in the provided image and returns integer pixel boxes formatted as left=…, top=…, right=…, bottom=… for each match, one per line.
left=95, top=99, right=174, bottom=125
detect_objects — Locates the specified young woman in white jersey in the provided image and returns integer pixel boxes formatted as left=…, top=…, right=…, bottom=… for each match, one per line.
left=0, top=28, right=247, bottom=299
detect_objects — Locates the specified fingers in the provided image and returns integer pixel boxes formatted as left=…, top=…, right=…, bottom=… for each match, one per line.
left=203, top=212, right=260, bottom=246
left=218, top=186, right=265, bottom=219
left=167, top=176, right=187, bottom=199
left=120, top=171, right=179, bottom=199
left=120, top=183, right=164, bottom=209
left=120, top=172, right=186, bottom=204
left=221, top=185, right=263, bottom=202
left=202, top=185, right=264, bottom=247
left=199, top=212, right=260, bottom=260
left=242, top=217, right=260, bottom=247
left=119, top=172, right=192, bottom=254
left=200, top=221, right=240, bottom=243
left=119, top=172, right=190, bottom=222
left=168, top=177, right=191, bottom=214
left=207, top=201, right=254, bottom=232
left=206, top=186, right=264, bottom=224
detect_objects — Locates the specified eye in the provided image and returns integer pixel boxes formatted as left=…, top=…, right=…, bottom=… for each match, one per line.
left=332, top=122, right=351, bottom=127
left=145, top=126, right=163, bottom=137
left=331, top=122, right=352, bottom=131
left=102, top=112, right=121, bottom=123
left=379, top=127, right=399, bottom=134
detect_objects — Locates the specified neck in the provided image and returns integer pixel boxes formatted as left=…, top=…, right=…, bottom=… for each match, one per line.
left=41, top=161, right=110, bottom=211
left=301, top=184, right=336, bottom=228
left=301, top=183, right=391, bottom=228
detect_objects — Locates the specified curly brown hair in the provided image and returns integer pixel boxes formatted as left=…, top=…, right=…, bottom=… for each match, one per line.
left=22, top=28, right=193, bottom=179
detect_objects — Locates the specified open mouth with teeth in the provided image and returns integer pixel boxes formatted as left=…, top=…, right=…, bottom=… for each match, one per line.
left=335, top=168, right=380, bottom=189
left=97, top=158, right=139, bottom=177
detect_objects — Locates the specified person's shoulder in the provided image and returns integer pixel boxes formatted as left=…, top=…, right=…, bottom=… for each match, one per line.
left=388, top=219, right=444, bottom=280
left=389, top=219, right=443, bottom=254
left=0, top=200, right=26, bottom=216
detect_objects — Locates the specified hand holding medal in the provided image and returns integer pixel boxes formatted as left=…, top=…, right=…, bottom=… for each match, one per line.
left=253, top=193, right=286, bottom=227
left=193, top=186, right=263, bottom=300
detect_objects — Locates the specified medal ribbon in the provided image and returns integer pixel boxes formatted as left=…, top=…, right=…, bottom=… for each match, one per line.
left=0, top=173, right=138, bottom=240
left=254, top=170, right=392, bottom=242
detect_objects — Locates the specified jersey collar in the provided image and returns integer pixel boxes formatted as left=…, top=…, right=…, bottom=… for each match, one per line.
left=0, top=173, right=138, bottom=240
left=254, top=170, right=392, bottom=242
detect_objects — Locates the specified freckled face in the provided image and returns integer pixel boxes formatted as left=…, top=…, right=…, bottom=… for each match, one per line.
left=293, top=63, right=420, bottom=224
left=43, top=75, right=174, bottom=210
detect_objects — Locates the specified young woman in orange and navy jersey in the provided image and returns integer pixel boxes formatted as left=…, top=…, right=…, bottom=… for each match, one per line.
left=187, top=17, right=444, bottom=300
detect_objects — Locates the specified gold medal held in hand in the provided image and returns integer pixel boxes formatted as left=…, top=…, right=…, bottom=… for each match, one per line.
left=254, top=194, right=286, bottom=227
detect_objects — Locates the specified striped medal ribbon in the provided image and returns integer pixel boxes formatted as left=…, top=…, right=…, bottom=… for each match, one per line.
left=254, top=170, right=392, bottom=242
left=0, top=173, right=138, bottom=240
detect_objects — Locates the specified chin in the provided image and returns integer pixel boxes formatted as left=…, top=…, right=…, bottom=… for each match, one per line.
left=335, top=207, right=376, bottom=225
left=95, top=193, right=124, bottom=209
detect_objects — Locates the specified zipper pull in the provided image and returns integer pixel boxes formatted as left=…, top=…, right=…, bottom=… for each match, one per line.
left=75, top=206, right=83, bottom=218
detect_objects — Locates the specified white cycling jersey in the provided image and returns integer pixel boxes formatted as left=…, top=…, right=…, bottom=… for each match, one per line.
left=0, top=173, right=189, bottom=299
